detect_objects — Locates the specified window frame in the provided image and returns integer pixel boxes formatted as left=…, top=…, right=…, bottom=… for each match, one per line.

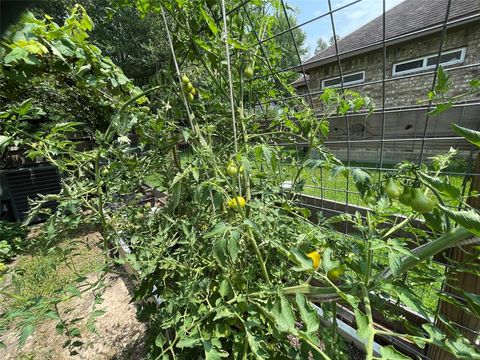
left=321, top=70, right=366, bottom=89
left=392, top=47, right=466, bottom=76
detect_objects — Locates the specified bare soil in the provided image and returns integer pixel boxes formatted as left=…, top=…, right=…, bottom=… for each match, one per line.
left=0, top=267, right=147, bottom=360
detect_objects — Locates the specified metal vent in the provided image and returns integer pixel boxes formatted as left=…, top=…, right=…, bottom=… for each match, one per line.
left=0, top=165, right=61, bottom=223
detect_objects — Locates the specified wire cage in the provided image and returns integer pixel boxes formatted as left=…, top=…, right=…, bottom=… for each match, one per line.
left=172, top=0, right=479, bottom=358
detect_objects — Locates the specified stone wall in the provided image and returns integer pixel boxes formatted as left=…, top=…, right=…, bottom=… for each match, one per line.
left=306, top=21, right=480, bottom=109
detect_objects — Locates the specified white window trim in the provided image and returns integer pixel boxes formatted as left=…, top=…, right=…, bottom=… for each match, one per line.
left=321, top=70, right=365, bottom=89
left=392, top=47, right=466, bottom=76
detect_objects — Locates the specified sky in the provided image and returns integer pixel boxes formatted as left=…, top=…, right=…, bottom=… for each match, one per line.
left=285, top=0, right=406, bottom=58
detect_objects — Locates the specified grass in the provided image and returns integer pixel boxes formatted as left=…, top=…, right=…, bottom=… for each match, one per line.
left=0, top=230, right=104, bottom=330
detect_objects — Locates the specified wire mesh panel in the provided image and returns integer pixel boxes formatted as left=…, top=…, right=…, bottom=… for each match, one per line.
left=248, top=0, right=480, bottom=357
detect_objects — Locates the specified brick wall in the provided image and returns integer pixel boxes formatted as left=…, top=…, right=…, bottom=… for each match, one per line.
left=307, top=21, right=480, bottom=109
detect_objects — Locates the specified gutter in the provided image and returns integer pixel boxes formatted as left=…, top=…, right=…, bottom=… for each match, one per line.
left=301, top=14, right=480, bottom=71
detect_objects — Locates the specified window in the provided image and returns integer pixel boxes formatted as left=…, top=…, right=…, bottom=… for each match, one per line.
left=392, top=47, right=466, bottom=76
left=321, top=71, right=365, bottom=89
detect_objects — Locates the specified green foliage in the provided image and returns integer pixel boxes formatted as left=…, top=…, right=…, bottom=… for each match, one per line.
left=1, top=2, right=479, bottom=360
left=0, top=221, right=27, bottom=261
left=0, top=6, right=145, bottom=135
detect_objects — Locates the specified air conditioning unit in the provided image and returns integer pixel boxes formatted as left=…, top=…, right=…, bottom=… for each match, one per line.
left=0, top=165, right=61, bottom=223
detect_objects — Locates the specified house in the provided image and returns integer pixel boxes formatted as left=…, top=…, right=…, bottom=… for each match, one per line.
left=293, top=0, right=480, bottom=164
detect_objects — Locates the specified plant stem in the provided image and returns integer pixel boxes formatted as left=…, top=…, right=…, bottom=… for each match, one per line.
left=361, top=285, right=375, bottom=360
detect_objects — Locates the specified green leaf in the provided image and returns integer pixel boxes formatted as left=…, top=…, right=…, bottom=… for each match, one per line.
left=213, top=237, right=227, bottom=267
left=200, top=7, right=219, bottom=35
left=205, top=222, right=228, bottom=238
left=91, top=309, right=106, bottom=318
left=445, top=337, right=480, bottom=359
left=396, top=287, right=430, bottom=320
left=354, top=309, right=371, bottom=341
left=155, top=332, right=165, bottom=348
left=19, top=323, right=35, bottom=347
left=270, top=293, right=296, bottom=333
left=65, top=285, right=81, bottom=297
left=451, top=123, right=480, bottom=148
left=355, top=309, right=372, bottom=340
left=419, top=172, right=460, bottom=199
left=438, top=205, right=480, bottom=236
left=4, top=47, right=29, bottom=64
left=0, top=136, right=10, bottom=156
left=459, top=290, right=480, bottom=318
left=227, top=229, right=240, bottom=262
left=428, top=101, right=453, bottom=115
left=295, top=293, right=319, bottom=333
left=245, top=326, right=269, bottom=359
left=380, top=345, right=412, bottom=359
left=202, top=339, right=228, bottom=359
left=350, top=167, right=371, bottom=196
left=176, top=329, right=201, bottom=348
left=289, top=248, right=314, bottom=272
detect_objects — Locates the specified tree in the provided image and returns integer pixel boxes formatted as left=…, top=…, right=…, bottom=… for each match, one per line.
left=30, top=0, right=170, bottom=86
left=271, top=12, right=309, bottom=69
left=329, top=34, right=340, bottom=45
left=315, top=38, right=328, bottom=54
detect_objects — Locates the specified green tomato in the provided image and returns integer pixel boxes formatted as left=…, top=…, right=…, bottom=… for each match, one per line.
left=244, top=66, right=254, bottom=78
left=186, top=93, right=194, bottom=102
left=327, top=266, right=344, bottom=281
left=226, top=165, right=238, bottom=176
left=399, top=187, right=413, bottom=205
left=409, top=188, right=434, bottom=213
left=183, top=82, right=194, bottom=93
left=181, top=75, right=190, bottom=84
left=385, top=177, right=402, bottom=199
left=101, top=168, right=109, bottom=176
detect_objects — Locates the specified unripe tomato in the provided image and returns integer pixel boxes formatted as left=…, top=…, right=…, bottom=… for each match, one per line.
left=307, top=251, right=321, bottom=269
left=399, top=187, right=413, bottom=206
left=226, top=165, right=238, bottom=176
left=181, top=75, right=190, bottom=84
left=101, top=168, right=109, bottom=176
left=327, top=266, right=344, bottom=281
left=385, top=178, right=402, bottom=199
left=244, top=66, right=254, bottom=78
left=363, top=189, right=376, bottom=205
left=238, top=165, right=244, bottom=173
left=409, top=188, right=434, bottom=213
left=228, top=196, right=246, bottom=209
left=190, top=87, right=197, bottom=96
left=186, top=93, right=194, bottom=102
left=183, top=82, right=194, bottom=93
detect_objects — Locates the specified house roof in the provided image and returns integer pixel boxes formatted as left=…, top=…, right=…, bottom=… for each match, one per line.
left=291, top=74, right=309, bottom=87
left=301, top=0, right=480, bottom=70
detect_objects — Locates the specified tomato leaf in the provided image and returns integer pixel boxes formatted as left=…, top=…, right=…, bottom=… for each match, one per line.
left=419, top=172, right=460, bottom=199
left=438, top=205, right=480, bottom=236
left=451, top=123, right=480, bottom=148
left=269, top=293, right=296, bottom=333
left=289, top=248, right=314, bottom=272
left=354, top=309, right=371, bottom=341
left=380, top=345, right=412, bottom=359
left=213, top=237, right=227, bottom=267
left=227, top=229, right=240, bottom=263
left=295, top=293, right=319, bottom=333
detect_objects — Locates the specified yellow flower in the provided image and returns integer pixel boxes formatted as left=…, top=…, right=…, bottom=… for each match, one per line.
left=307, top=251, right=321, bottom=269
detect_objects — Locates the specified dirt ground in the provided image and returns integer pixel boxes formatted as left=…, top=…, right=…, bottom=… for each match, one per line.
left=0, top=272, right=147, bottom=360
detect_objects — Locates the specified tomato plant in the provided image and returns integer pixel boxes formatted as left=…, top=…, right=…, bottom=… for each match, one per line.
left=1, top=2, right=479, bottom=360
